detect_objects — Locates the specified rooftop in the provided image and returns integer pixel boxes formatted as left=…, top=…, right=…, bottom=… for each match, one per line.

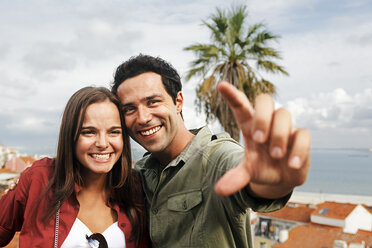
left=312, top=201, right=357, bottom=220
left=19, top=156, right=36, bottom=164
left=258, top=202, right=316, bottom=223
left=273, top=224, right=372, bottom=248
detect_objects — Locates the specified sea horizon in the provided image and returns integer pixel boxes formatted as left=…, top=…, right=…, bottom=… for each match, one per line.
left=295, top=147, right=372, bottom=197
left=132, top=146, right=372, bottom=198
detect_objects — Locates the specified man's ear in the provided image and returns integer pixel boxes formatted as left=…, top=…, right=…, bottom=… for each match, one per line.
left=176, top=91, right=183, bottom=113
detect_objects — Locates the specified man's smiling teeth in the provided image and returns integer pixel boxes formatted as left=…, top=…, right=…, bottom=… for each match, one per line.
left=92, top=153, right=110, bottom=159
left=141, top=126, right=161, bottom=136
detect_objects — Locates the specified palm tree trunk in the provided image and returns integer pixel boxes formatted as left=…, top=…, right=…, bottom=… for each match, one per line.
left=211, top=65, right=241, bottom=142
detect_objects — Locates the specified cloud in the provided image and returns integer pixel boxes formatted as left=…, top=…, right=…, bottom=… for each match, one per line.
left=1, top=106, right=61, bottom=135
left=269, top=13, right=372, bottom=104
left=0, top=106, right=61, bottom=155
left=1, top=1, right=144, bottom=80
left=286, top=88, right=372, bottom=132
left=0, top=43, right=10, bottom=58
left=68, top=20, right=142, bottom=61
left=1, top=0, right=372, bottom=154
left=0, top=71, right=38, bottom=100
left=346, top=32, right=372, bottom=47
left=22, top=42, right=77, bottom=75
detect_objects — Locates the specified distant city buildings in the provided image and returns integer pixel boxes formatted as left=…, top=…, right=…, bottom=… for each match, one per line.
left=0, top=144, right=20, bottom=168
left=254, top=200, right=372, bottom=248
left=0, top=144, right=49, bottom=168
left=0, top=144, right=49, bottom=194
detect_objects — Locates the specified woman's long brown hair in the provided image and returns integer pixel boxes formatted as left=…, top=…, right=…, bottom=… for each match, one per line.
left=34, top=86, right=145, bottom=245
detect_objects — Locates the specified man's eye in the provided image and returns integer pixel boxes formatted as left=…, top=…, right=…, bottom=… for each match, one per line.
left=123, top=107, right=135, bottom=114
left=148, top=100, right=159, bottom=105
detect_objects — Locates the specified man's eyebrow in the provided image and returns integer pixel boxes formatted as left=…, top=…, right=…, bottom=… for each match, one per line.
left=122, top=94, right=162, bottom=107
left=122, top=102, right=134, bottom=108
left=144, top=94, right=162, bottom=101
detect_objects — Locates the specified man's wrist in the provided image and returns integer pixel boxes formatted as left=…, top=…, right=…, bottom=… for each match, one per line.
left=247, top=182, right=293, bottom=200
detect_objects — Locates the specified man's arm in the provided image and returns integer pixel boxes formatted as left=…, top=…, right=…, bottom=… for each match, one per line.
left=214, top=82, right=310, bottom=199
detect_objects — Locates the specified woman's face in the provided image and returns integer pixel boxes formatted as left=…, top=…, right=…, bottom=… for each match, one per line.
left=75, top=100, right=124, bottom=176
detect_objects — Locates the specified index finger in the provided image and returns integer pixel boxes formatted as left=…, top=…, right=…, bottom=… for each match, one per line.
left=217, top=81, right=255, bottom=127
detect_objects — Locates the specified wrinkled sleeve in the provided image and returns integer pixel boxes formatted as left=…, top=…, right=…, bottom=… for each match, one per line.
left=204, top=138, right=291, bottom=214
left=0, top=168, right=31, bottom=246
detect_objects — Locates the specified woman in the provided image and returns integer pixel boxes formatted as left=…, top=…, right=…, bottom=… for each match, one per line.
left=0, top=87, right=148, bottom=247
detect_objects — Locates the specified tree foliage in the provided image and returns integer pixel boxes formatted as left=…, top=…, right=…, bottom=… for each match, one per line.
left=184, top=5, right=288, bottom=141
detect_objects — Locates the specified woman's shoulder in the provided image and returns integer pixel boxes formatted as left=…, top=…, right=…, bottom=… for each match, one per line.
left=22, top=157, right=55, bottom=178
left=4, top=157, right=56, bottom=201
left=31, top=156, right=55, bottom=166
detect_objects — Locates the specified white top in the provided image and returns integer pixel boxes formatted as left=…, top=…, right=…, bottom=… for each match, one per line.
left=61, top=218, right=125, bottom=248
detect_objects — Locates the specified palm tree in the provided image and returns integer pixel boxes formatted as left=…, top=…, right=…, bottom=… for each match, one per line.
left=184, top=5, right=288, bottom=141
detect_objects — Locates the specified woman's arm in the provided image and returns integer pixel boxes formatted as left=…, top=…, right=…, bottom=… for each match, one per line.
left=0, top=168, right=30, bottom=246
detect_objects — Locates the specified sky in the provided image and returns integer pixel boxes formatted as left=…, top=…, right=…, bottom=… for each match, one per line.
left=0, top=0, right=372, bottom=156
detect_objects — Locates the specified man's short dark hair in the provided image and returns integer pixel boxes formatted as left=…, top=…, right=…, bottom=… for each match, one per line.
left=112, top=54, right=182, bottom=104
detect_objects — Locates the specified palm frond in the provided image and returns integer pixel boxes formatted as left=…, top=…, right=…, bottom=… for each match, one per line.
left=185, top=66, right=206, bottom=81
left=246, top=23, right=264, bottom=39
left=206, top=8, right=228, bottom=44
left=227, top=6, right=246, bottom=43
left=203, top=21, right=226, bottom=45
left=253, top=31, right=279, bottom=44
left=213, top=8, right=228, bottom=33
left=257, top=60, right=289, bottom=75
left=184, top=44, right=222, bottom=61
left=199, top=75, right=216, bottom=94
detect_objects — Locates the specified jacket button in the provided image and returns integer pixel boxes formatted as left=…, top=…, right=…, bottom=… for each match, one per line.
left=182, top=201, right=187, bottom=210
left=152, top=208, right=158, bottom=214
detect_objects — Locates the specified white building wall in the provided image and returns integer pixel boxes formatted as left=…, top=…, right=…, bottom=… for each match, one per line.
left=0, top=145, right=20, bottom=168
left=0, top=145, right=6, bottom=167
left=310, top=215, right=345, bottom=228
left=344, top=205, right=372, bottom=233
left=250, top=210, right=258, bottom=244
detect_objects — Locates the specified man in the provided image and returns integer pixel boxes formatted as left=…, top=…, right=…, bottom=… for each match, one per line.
left=111, top=54, right=310, bottom=248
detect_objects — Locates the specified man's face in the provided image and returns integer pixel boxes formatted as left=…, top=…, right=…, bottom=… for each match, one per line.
left=117, top=72, right=183, bottom=155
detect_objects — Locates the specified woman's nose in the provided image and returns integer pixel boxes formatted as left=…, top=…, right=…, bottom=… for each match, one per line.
left=96, top=134, right=109, bottom=148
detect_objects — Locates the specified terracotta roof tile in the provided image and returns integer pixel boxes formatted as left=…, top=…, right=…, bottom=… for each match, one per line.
left=357, top=229, right=372, bottom=236
left=19, top=156, right=36, bottom=165
left=363, top=205, right=372, bottom=214
left=0, top=168, right=17, bottom=174
left=273, top=224, right=372, bottom=248
left=257, top=202, right=315, bottom=223
left=311, top=201, right=357, bottom=220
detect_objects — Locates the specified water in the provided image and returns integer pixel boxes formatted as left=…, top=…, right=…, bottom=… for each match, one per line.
left=132, top=147, right=372, bottom=196
left=296, top=148, right=372, bottom=196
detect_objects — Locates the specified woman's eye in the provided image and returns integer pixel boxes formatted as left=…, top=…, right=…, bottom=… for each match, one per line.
left=81, top=130, right=94, bottom=135
left=111, top=130, right=122, bottom=135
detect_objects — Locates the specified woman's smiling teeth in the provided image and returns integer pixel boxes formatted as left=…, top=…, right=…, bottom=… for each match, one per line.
left=91, top=153, right=110, bottom=160
left=141, top=126, right=161, bottom=136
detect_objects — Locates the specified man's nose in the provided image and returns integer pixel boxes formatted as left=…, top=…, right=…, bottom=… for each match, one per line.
left=137, top=105, right=152, bottom=124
